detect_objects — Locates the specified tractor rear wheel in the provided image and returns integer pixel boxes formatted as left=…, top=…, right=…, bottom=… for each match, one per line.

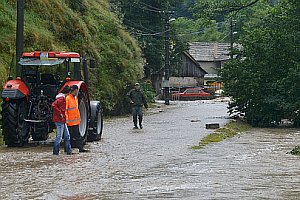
left=1, top=100, right=30, bottom=147
left=87, top=102, right=103, bottom=141
left=78, top=90, right=88, bottom=142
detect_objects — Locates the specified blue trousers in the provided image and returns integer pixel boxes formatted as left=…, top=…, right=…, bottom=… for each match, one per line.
left=53, top=122, right=72, bottom=155
left=132, top=106, right=143, bottom=127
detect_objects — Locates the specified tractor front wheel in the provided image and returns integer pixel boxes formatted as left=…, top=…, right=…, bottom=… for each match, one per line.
left=78, top=90, right=88, bottom=142
left=1, top=100, right=30, bottom=147
left=87, top=101, right=103, bottom=142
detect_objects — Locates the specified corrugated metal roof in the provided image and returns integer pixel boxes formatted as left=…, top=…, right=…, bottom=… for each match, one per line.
left=188, top=42, right=231, bottom=61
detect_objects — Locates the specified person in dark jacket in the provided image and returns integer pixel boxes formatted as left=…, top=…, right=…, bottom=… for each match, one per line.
left=52, top=86, right=72, bottom=155
left=127, top=83, right=148, bottom=129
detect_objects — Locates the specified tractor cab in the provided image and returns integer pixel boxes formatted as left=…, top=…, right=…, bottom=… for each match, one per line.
left=19, top=51, right=82, bottom=98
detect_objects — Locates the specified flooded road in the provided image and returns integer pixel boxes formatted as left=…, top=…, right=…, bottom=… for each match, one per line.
left=0, top=99, right=300, bottom=199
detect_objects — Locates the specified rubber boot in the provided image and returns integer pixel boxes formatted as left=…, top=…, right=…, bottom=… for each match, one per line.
left=133, top=116, right=138, bottom=129
left=139, top=117, right=143, bottom=129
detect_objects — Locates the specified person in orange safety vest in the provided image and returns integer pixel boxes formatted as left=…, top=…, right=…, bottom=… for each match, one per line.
left=66, top=85, right=89, bottom=153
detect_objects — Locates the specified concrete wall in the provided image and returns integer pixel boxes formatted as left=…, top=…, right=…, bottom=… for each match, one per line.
left=169, top=77, right=200, bottom=87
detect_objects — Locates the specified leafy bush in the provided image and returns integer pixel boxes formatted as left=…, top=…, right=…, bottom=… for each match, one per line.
left=141, top=80, right=156, bottom=104
left=290, top=146, right=300, bottom=155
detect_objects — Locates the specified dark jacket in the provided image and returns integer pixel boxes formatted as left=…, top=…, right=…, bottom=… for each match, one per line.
left=127, top=89, right=148, bottom=108
left=52, top=93, right=66, bottom=123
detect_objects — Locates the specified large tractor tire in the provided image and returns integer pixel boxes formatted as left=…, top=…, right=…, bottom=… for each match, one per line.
left=1, top=100, right=30, bottom=147
left=31, top=122, right=50, bottom=141
left=87, top=101, right=103, bottom=142
left=78, top=90, right=89, bottom=142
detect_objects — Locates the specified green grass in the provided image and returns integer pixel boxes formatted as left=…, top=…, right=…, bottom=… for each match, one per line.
left=0, top=132, right=3, bottom=146
left=0, top=104, right=2, bottom=146
left=290, top=146, right=300, bottom=155
left=192, top=120, right=251, bottom=150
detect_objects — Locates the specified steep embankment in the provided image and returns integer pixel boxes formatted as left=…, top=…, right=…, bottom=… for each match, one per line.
left=0, top=0, right=144, bottom=113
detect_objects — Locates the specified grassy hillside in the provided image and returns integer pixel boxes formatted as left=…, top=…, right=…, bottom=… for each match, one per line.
left=0, top=0, right=144, bottom=114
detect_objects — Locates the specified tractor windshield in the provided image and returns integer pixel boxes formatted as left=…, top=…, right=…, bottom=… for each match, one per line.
left=19, top=56, right=81, bottom=83
left=19, top=58, right=65, bottom=66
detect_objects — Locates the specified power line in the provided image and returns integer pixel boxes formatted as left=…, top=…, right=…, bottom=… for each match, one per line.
left=131, top=2, right=175, bottom=14
left=139, top=2, right=162, bottom=12
left=122, top=15, right=172, bottom=37
left=178, top=30, right=204, bottom=36
left=132, top=2, right=162, bottom=13
left=123, top=18, right=156, bottom=32
left=124, top=26, right=167, bottom=38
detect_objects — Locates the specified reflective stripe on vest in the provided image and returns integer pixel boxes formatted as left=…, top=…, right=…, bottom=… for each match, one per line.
left=66, top=106, right=77, bottom=111
left=66, top=118, right=80, bottom=123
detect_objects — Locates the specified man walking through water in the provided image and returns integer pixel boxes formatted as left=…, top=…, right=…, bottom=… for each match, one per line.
left=127, top=83, right=148, bottom=129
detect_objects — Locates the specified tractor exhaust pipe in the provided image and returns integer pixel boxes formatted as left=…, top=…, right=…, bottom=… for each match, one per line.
left=16, top=0, right=24, bottom=77
left=83, top=52, right=89, bottom=85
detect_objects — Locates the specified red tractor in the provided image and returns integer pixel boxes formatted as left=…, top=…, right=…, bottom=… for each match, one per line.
left=1, top=51, right=103, bottom=147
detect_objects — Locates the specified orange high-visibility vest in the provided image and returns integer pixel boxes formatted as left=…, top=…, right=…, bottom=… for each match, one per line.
left=65, top=94, right=80, bottom=126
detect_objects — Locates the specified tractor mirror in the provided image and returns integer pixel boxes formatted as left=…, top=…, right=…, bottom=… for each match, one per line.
left=89, top=59, right=95, bottom=68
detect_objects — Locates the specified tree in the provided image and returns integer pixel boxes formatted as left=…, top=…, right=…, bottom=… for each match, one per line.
left=221, top=0, right=300, bottom=127
left=111, top=0, right=184, bottom=77
left=191, top=0, right=300, bottom=127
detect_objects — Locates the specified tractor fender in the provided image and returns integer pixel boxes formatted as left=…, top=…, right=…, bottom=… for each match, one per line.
left=59, top=80, right=86, bottom=92
left=1, top=79, right=29, bottom=99
left=60, top=81, right=88, bottom=96
left=59, top=81, right=90, bottom=109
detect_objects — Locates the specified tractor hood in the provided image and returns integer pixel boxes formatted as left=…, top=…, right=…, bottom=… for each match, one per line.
left=18, top=58, right=65, bottom=66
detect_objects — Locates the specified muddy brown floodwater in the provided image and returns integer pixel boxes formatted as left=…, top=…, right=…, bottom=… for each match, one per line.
left=0, top=99, right=299, bottom=200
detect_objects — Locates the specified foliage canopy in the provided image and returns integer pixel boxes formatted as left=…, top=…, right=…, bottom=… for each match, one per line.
left=190, top=0, right=299, bottom=127
left=111, top=0, right=188, bottom=77
left=221, top=0, right=300, bottom=127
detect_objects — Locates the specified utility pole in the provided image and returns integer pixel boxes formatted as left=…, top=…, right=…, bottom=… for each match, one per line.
left=230, top=18, right=233, bottom=59
left=228, top=0, right=259, bottom=59
left=163, top=10, right=173, bottom=105
left=16, top=0, right=24, bottom=77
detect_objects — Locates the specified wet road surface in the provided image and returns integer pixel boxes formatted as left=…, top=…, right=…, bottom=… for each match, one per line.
left=0, top=99, right=300, bottom=199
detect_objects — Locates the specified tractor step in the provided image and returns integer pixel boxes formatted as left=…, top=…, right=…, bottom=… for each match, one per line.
left=24, top=119, right=47, bottom=123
